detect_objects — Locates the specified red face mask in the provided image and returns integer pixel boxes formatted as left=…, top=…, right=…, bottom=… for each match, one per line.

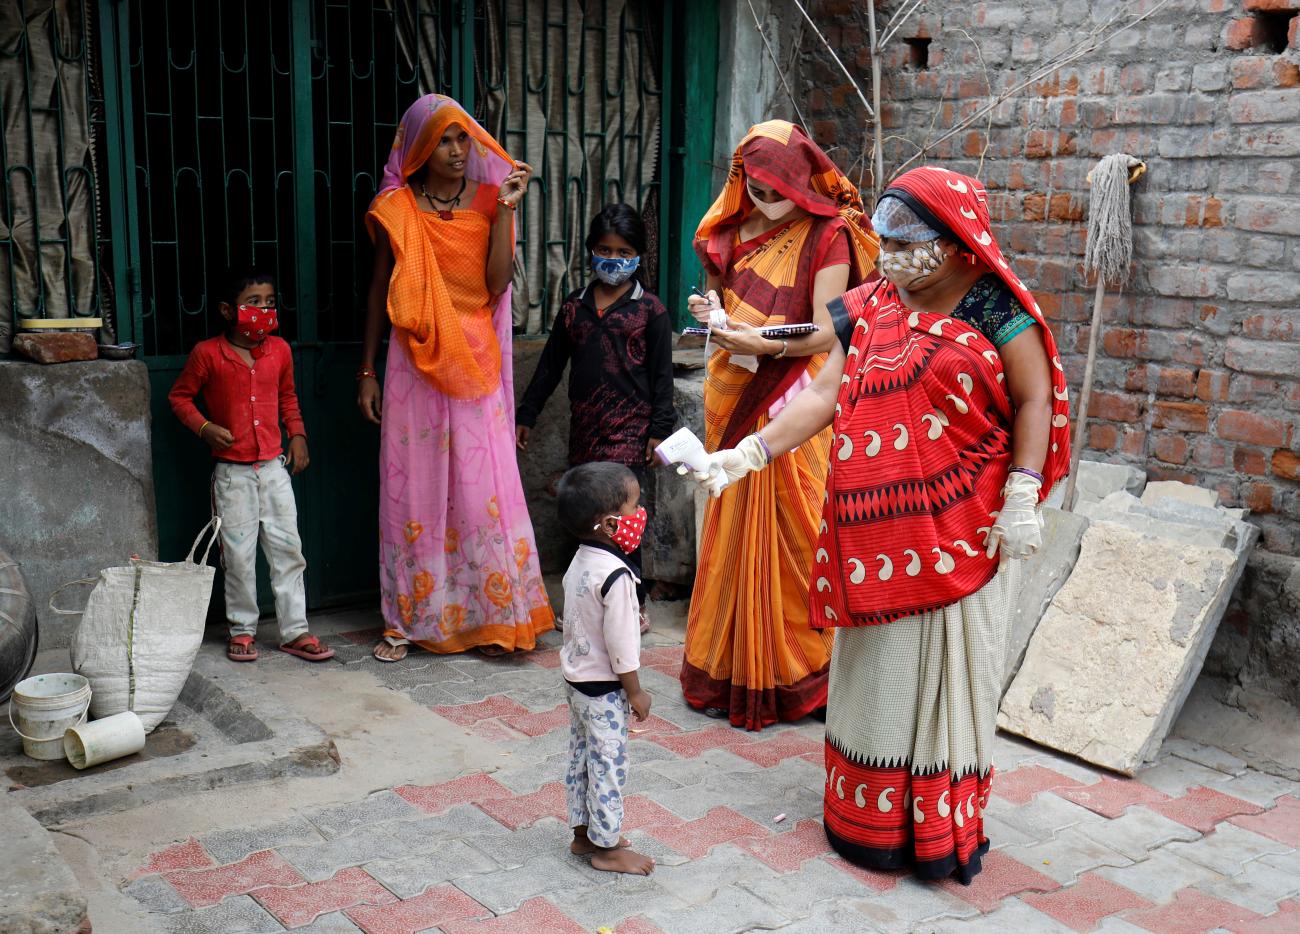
left=606, top=506, right=648, bottom=554
left=235, top=304, right=278, bottom=343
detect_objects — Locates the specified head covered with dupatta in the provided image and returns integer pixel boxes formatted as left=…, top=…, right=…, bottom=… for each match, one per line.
left=366, top=94, right=517, bottom=400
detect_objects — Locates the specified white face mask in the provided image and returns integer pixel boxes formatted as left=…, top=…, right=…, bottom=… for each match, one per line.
left=880, top=240, right=950, bottom=289
left=753, top=197, right=796, bottom=221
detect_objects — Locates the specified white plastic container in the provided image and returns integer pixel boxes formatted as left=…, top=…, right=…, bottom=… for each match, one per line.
left=63, top=710, right=146, bottom=769
left=8, top=673, right=91, bottom=760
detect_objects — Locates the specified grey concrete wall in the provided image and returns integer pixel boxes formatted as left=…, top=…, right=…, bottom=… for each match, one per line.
left=511, top=339, right=705, bottom=583
left=0, top=360, right=158, bottom=649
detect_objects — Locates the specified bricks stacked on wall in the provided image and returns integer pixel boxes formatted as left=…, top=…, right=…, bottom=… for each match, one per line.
left=792, top=0, right=1299, bottom=557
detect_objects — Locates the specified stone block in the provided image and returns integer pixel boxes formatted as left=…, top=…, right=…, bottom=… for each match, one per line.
left=1075, top=493, right=1238, bottom=550
left=999, top=519, right=1256, bottom=775
left=1003, top=507, right=1089, bottom=695
left=0, top=360, right=158, bottom=649
left=1142, top=479, right=1220, bottom=509
left=0, top=797, right=88, bottom=934
left=1069, top=458, right=1147, bottom=508
left=12, top=331, right=98, bottom=363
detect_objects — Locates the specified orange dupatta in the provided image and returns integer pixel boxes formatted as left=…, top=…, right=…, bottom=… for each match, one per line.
left=366, top=95, right=515, bottom=399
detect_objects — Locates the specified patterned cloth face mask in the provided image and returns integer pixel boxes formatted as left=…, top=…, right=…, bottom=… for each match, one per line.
left=879, top=240, right=950, bottom=290
left=235, top=304, right=278, bottom=343
left=601, top=506, right=648, bottom=554
left=591, top=253, right=641, bottom=286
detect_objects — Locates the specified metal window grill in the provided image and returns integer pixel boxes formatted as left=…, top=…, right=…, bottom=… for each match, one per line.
left=0, top=0, right=113, bottom=352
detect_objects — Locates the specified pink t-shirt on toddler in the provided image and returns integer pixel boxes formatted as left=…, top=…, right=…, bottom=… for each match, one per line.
left=560, top=543, right=641, bottom=687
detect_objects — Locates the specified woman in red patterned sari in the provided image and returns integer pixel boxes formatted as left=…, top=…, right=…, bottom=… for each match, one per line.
left=690, top=166, right=1071, bottom=883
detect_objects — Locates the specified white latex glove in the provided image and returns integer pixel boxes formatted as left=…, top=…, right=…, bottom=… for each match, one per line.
left=986, top=471, right=1044, bottom=560
left=684, top=434, right=769, bottom=498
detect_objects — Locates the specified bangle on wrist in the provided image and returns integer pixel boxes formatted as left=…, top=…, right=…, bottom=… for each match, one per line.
left=199, top=420, right=210, bottom=437
left=772, top=339, right=788, bottom=359
left=754, top=434, right=773, bottom=464
left=356, top=365, right=378, bottom=382
left=496, top=197, right=517, bottom=211
left=1009, top=466, right=1044, bottom=483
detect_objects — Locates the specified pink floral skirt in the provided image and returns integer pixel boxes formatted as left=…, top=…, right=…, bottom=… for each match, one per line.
left=378, top=337, right=554, bottom=652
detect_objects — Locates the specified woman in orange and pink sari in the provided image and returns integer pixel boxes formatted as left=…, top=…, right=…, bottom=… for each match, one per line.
left=680, top=121, right=879, bottom=730
left=358, top=94, right=554, bottom=661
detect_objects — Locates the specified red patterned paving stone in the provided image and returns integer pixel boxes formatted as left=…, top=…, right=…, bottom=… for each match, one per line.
left=1022, top=872, right=1153, bottom=933
left=801, top=750, right=824, bottom=767
left=252, top=867, right=397, bottom=929
left=1230, top=795, right=1300, bottom=847
left=432, top=695, right=531, bottom=727
left=728, top=731, right=824, bottom=768
left=616, top=918, right=667, bottom=934
left=395, top=772, right=512, bottom=815
left=939, top=850, right=1061, bottom=913
left=502, top=703, right=570, bottom=737
left=1229, top=899, right=1300, bottom=934
left=645, top=805, right=770, bottom=860
left=134, top=838, right=214, bottom=878
left=622, top=794, right=686, bottom=831
left=345, top=883, right=489, bottom=934
left=439, top=896, right=586, bottom=934
left=645, top=725, right=753, bottom=758
left=993, top=765, right=1086, bottom=806
left=336, top=626, right=384, bottom=646
left=1123, top=887, right=1263, bottom=934
left=736, top=819, right=832, bottom=872
left=1057, top=776, right=1172, bottom=819
left=525, top=647, right=562, bottom=669
left=476, top=781, right=567, bottom=830
left=626, top=714, right=682, bottom=737
left=1150, top=785, right=1265, bottom=834
left=823, top=855, right=903, bottom=893
left=467, top=718, right=527, bottom=744
left=164, top=850, right=305, bottom=909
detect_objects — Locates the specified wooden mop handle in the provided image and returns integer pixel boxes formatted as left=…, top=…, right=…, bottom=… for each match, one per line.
left=1063, top=276, right=1108, bottom=511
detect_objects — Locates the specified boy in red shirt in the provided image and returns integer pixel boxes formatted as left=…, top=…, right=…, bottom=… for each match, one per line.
left=169, top=268, right=333, bottom=663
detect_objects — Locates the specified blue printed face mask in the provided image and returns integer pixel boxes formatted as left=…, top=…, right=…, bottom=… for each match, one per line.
left=591, top=253, right=640, bottom=286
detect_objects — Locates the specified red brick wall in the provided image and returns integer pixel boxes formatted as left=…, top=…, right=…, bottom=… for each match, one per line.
left=794, top=0, right=1300, bottom=556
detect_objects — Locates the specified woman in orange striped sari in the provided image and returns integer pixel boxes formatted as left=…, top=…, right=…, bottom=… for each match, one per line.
left=680, top=121, right=878, bottom=730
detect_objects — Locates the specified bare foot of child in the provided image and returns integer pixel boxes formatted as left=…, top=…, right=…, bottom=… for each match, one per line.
left=570, top=827, right=631, bottom=854
left=590, top=846, right=655, bottom=875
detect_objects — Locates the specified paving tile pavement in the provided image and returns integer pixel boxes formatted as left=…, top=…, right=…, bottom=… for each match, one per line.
left=122, top=631, right=1300, bottom=933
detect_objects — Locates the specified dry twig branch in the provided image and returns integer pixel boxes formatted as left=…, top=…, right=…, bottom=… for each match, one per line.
left=888, top=0, right=1178, bottom=179
left=791, top=0, right=874, bottom=117
left=745, top=0, right=809, bottom=133
left=879, top=0, right=926, bottom=51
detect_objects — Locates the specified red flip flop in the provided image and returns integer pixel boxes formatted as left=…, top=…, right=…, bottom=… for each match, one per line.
left=279, top=633, right=335, bottom=662
left=228, top=635, right=258, bottom=662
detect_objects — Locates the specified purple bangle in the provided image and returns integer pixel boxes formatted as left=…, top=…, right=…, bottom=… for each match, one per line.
left=1009, top=466, right=1044, bottom=483
left=755, top=435, right=773, bottom=464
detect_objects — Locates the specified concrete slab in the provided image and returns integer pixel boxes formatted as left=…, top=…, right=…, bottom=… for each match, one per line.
left=4, top=650, right=338, bottom=825
left=999, top=519, right=1256, bottom=775
left=1143, top=479, right=1220, bottom=509
left=1069, top=458, right=1147, bottom=509
left=0, top=795, right=88, bottom=934
left=1003, top=507, right=1089, bottom=695
left=0, top=359, right=158, bottom=649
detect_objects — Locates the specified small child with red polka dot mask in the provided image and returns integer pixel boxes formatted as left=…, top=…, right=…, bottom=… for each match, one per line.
left=554, top=461, right=655, bottom=876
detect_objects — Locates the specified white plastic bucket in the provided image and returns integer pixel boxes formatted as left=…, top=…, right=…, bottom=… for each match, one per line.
left=63, top=711, right=146, bottom=769
left=8, top=673, right=92, bottom=760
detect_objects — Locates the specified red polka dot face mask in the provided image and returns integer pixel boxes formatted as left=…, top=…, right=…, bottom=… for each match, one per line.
left=235, top=304, right=278, bottom=343
left=603, top=506, right=648, bottom=554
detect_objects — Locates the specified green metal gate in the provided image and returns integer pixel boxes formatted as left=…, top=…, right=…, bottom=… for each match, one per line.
left=80, top=0, right=715, bottom=608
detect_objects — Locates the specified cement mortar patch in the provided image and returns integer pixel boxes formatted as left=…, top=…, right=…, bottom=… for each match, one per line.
left=0, top=794, right=87, bottom=934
